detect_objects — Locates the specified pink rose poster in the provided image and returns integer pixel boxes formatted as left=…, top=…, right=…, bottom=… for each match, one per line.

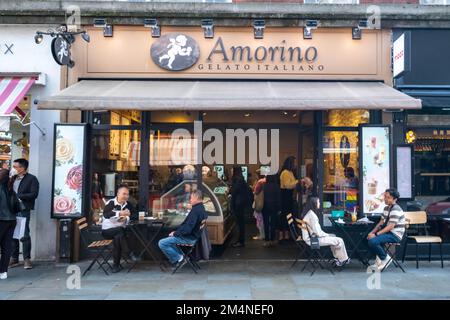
left=52, top=124, right=86, bottom=218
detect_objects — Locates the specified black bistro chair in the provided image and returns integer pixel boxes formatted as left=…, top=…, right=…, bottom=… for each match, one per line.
left=76, top=217, right=114, bottom=276
left=287, top=214, right=334, bottom=276
left=172, top=219, right=207, bottom=275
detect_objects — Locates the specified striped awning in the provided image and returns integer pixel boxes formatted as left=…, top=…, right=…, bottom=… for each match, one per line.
left=0, top=77, right=35, bottom=116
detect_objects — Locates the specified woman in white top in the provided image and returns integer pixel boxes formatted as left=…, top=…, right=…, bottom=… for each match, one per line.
left=300, top=197, right=350, bottom=267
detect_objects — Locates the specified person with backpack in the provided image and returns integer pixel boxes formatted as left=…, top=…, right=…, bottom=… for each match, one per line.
left=230, top=166, right=252, bottom=248
left=0, top=166, right=17, bottom=280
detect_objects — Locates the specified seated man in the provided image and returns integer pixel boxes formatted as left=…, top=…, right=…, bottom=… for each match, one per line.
left=102, top=185, right=138, bottom=273
left=159, top=190, right=208, bottom=270
left=367, top=188, right=405, bottom=271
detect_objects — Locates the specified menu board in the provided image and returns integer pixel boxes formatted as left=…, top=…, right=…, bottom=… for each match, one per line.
left=396, top=145, right=413, bottom=199
left=360, top=126, right=391, bottom=215
left=52, top=124, right=87, bottom=219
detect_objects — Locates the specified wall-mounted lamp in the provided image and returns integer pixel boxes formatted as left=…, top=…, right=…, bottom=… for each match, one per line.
left=352, top=20, right=369, bottom=40
left=144, top=18, right=161, bottom=38
left=303, top=20, right=318, bottom=40
left=253, top=20, right=265, bottom=39
left=93, top=18, right=113, bottom=37
left=34, top=24, right=90, bottom=68
left=201, top=19, right=214, bottom=39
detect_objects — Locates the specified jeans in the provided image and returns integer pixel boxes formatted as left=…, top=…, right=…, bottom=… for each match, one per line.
left=12, top=211, right=31, bottom=261
left=102, top=227, right=131, bottom=266
left=158, top=236, right=196, bottom=265
left=0, top=220, right=16, bottom=273
left=367, top=232, right=401, bottom=260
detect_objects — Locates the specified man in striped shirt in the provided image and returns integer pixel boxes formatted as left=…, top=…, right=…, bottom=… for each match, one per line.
left=367, top=188, right=405, bottom=271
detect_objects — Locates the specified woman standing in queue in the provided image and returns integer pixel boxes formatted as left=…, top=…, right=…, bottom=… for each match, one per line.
left=279, top=156, right=300, bottom=243
left=230, top=166, right=249, bottom=248
left=261, top=174, right=281, bottom=247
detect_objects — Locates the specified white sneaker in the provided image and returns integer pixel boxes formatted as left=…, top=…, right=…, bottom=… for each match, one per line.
left=369, top=256, right=381, bottom=269
left=0, top=272, right=7, bottom=280
left=378, top=255, right=393, bottom=271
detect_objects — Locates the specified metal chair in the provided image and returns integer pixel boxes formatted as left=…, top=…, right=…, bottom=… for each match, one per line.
left=287, top=214, right=334, bottom=276
left=402, top=211, right=444, bottom=269
left=75, top=217, right=113, bottom=276
left=172, top=219, right=207, bottom=274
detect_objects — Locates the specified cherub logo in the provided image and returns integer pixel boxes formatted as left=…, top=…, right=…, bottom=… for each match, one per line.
left=151, top=33, right=200, bottom=71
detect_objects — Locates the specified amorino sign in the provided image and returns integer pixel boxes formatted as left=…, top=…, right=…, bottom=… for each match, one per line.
left=80, top=26, right=392, bottom=82
left=151, top=33, right=321, bottom=72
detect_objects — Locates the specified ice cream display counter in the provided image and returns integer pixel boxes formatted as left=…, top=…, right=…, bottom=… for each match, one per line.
left=154, top=179, right=234, bottom=245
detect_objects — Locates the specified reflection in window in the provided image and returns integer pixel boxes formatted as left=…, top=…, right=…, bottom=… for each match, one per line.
left=148, top=130, right=199, bottom=215
left=91, top=129, right=141, bottom=223
left=92, top=110, right=141, bottom=125
left=324, top=109, right=370, bottom=127
left=323, top=131, right=359, bottom=217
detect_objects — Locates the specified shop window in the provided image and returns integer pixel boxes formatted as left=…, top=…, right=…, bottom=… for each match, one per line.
left=420, top=0, right=448, bottom=4
left=147, top=129, right=199, bottom=216
left=304, top=0, right=359, bottom=3
left=92, top=110, right=141, bottom=125
left=150, top=111, right=198, bottom=123
left=90, top=129, right=141, bottom=223
left=322, top=131, right=360, bottom=222
left=407, top=127, right=450, bottom=197
left=324, top=109, right=370, bottom=127
left=203, top=111, right=300, bottom=124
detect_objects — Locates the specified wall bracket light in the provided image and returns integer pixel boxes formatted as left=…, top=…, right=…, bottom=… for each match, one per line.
left=144, top=18, right=161, bottom=38
left=253, top=20, right=265, bottom=39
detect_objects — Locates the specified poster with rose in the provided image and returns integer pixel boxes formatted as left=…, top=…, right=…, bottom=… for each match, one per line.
left=51, top=124, right=86, bottom=218
left=360, top=125, right=391, bottom=215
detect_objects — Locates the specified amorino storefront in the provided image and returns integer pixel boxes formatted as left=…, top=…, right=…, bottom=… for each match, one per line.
left=37, top=25, right=420, bottom=261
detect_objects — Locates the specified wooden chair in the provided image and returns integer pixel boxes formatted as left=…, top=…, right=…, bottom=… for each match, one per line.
left=75, top=217, right=114, bottom=276
left=402, top=211, right=444, bottom=269
left=172, top=219, right=207, bottom=275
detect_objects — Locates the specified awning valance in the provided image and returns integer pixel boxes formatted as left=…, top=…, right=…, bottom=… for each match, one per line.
left=38, top=80, right=422, bottom=111
left=0, top=77, right=35, bottom=116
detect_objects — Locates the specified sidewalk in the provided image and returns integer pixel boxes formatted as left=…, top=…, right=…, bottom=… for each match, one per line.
left=1, top=260, right=449, bottom=300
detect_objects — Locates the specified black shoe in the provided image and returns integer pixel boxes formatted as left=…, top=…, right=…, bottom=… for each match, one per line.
left=111, top=265, right=121, bottom=273
left=231, top=242, right=245, bottom=248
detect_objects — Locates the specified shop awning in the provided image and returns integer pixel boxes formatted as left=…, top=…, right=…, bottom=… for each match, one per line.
left=38, top=80, right=422, bottom=111
left=0, top=77, right=36, bottom=116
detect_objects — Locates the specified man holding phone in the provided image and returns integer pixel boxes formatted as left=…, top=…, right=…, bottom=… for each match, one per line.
left=102, top=185, right=138, bottom=273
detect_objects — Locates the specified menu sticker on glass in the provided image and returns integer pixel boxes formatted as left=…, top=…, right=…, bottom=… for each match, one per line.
left=360, top=126, right=391, bottom=215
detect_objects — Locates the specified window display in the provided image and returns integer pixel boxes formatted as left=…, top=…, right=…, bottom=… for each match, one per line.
left=322, top=131, right=359, bottom=220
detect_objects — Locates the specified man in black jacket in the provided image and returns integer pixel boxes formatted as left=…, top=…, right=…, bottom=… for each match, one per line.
left=9, top=158, right=39, bottom=270
left=158, top=190, right=208, bottom=269
left=102, top=185, right=138, bottom=273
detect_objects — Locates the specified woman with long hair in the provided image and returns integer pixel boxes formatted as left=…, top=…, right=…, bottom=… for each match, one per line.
left=261, top=174, right=281, bottom=247
left=0, top=166, right=17, bottom=280
left=300, top=197, right=350, bottom=267
left=279, top=156, right=299, bottom=242
left=230, top=166, right=249, bottom=248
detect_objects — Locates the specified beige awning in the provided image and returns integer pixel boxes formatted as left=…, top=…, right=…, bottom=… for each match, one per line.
left=38, top=80, right=421, bottom=110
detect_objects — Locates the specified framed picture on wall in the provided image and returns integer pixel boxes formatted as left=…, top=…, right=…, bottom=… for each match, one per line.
left=51, top=124, right=87, bottom=219
left=359, top=125, right=391, bottom=215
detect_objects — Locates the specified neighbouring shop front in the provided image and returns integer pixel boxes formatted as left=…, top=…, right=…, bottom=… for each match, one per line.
left=37, top=26, right=421, bottom=260
left=394, top=29, right=450, bottom=243
left=0, top=25, right=61, bottom=261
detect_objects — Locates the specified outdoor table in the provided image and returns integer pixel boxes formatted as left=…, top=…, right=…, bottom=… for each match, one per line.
left=126, top=218, right=168, bottom=272
left=328, top=216, right=379, bottom=267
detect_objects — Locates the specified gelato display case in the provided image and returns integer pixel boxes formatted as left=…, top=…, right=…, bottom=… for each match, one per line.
left=154, top=179, right=234, bottom=245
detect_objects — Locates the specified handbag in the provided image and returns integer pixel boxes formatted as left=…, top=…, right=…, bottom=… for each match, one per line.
left=309, top=234, right=321, bottom=250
